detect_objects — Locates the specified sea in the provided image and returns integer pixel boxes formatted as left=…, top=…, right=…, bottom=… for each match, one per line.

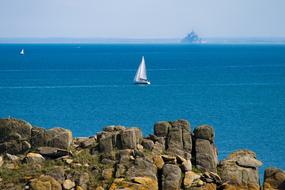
left=0, top=44, right=285, bottom=178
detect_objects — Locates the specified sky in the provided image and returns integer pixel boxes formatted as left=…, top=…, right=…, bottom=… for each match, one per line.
left=0, top=0, right=285, bottom=39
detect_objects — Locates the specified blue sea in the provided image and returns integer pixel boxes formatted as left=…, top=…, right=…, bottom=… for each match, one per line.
left=0, top=44, right=285, bottom=176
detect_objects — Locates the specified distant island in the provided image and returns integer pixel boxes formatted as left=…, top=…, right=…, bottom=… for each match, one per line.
left=181, top=31, right=206, bottom=44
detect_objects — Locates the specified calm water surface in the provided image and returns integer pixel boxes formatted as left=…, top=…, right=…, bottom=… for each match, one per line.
left=0, top=44, right=285, bottom=176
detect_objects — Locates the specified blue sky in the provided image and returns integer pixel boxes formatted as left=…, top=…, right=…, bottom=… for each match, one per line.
left=0, top=0, right=284, bottom=38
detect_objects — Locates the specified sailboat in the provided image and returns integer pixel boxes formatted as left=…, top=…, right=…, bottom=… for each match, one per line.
left=20, top=49, right=24, bottom=55
left=134, top=56, right=151, bottom=85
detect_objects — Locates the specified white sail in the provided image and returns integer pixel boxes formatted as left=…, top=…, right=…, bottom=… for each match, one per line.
left=134, top=56, right=148, bottom=82
left=20, top=49, right=24, bottom=55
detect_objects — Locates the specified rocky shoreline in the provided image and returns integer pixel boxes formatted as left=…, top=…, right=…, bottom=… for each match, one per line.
left=0, top=118, right=284, bottom=190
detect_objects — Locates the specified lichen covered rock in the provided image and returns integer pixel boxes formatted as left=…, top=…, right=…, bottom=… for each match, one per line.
left=219, top=150, right=262, bottom=190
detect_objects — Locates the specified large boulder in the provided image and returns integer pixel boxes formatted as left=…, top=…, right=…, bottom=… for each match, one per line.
left=43, top=128, right=73, bottom=149
left=263, top=167, right=285, bottom=190
left=99, top=134, right=113, bottom=152
left=193, top=125, right=214, bottom=143
left=195, top=139, right=218, bottom=172
left=194, top=125, right=218, bottom=172
left=154, top=121, right=171, bottom=137
left=120, top=128, right=137, bottom=149
left=0, top=118, right=32, bottom=141
left=127, top=157, right=158, bottom=180
left=154, top=119, right=192, bottom=160
left=162, top=164, right=181, bottom=190
left=219, top=150, right=262, bottom=190
left=98, top=127, right=143, bottom=152
left=37, top=147, right=70, bottom=158
left=183, top=171, right=201, bottom=189
left=0, top=118, right=32, bottom=154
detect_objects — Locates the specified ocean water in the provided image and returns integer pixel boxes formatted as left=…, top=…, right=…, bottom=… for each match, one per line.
left=0, top=44, right=285, bottom=176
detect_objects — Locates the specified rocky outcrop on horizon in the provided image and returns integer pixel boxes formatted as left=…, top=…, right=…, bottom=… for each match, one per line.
left=0, top=117, right=284, bottom=190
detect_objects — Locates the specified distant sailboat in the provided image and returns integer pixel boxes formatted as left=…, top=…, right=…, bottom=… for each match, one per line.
left=20, top=49, right=24, bottom=55
left=134, top=56, right=151, bottom=85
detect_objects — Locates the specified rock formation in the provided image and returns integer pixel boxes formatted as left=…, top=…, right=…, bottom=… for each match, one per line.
left=218, top=150, right=263, bottom=190
left=263, top=167, right=285, bottom=190
left=194, top=125, right=218, bottom=173
left=0, top=117, right=283, bottom=190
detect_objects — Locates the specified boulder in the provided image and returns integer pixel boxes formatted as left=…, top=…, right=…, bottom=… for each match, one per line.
left=44, top=128, right=73, bottom=149
left=79, top=137, right=95, bottom=148
left=37, top=147, right=69, bottom=158
left=0, top=118, right=32, bottom=141
left=195, top=138, right=218, bottom=172
left=194, top=125, right=214, bottom=142
left=166, top=124, right=183, bottom=150
left=99, top=135, right=113, bottom=152
left=182, top=159, right=192, bottom=172
left=31, top=127, right=72, bottom=150
left=63, top=179, right=75, bottom=190
left=171, top=119, right=192, bottom=153
left=127, top=157, right=158, bottom=180
left=162, top=164, right=181, bottom=190
left=24, top=153, right=45, bottom=164
left=154, top=121, right=171, bottom=137
left=142, top=139, right=154, bottom=150
left=236, top=155, right=262, bottom=168
left=154, top=119, right=192, bottom=160
left=263, top=167, right=285, bottom=190
left=30, top=127, right=46, bottom=147
left=184, top=171, right=201, bottom=189
left=30, top=175, right=62, bottom=190
left=219, top=150, right=262, bottom=190
left=120, top=128, right=137, bottom=149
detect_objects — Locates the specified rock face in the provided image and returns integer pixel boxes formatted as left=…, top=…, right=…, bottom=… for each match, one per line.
left=0, top=118, right=72, bottom=155
left=154, top=119, right=192, bottom=159
left=162, top=164, right=181, bottom=190
left=194, top=125, right=218, bottom=172
left=263, top=167, right=285, bottom=190
left=219, top=150, right=262, bottom=190
left=97, top=127, right=142, bottom=152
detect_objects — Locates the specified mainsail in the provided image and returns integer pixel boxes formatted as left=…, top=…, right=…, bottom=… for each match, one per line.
left=134, top=56, right=148, bottom=82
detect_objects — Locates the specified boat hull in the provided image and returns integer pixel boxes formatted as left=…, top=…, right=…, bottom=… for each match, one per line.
left=134, top=81, right=151, bottom=85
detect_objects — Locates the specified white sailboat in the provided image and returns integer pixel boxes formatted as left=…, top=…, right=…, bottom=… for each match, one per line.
left=20, top=49, right=24, bottom=55
left=134, top=56, right=151, bottom=85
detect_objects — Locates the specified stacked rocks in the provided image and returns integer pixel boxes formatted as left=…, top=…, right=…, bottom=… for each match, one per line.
left=193, top=125, right=218, bottom=173
left=0, top=117, right=283, bottom=190
left=0, top=118, right=72, bottom=157
left=219, top=150, right=262, bottom=190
